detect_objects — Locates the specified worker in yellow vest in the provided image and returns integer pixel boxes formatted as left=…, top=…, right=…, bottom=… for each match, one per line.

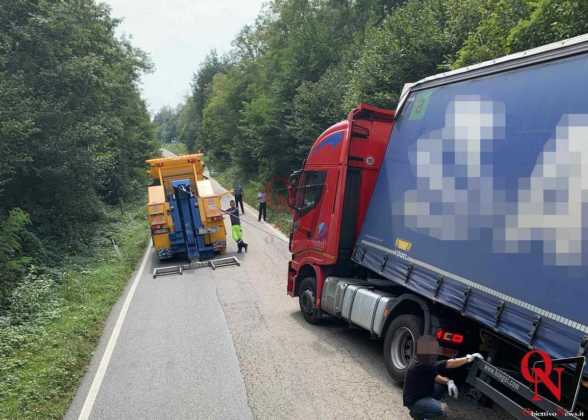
left=223, top=200, right=248, bottom=253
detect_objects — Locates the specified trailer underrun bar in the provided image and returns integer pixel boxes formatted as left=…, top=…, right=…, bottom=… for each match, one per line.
left=152, top=256, right=241, bottom=278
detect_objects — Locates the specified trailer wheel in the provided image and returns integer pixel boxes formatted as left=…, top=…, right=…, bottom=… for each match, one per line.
left=383, top=314, right=423, bottom=383
left=299, top=277, right=321, bottom=324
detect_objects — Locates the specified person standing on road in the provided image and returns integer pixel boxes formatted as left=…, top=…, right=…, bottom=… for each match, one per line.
left=233, top=183, right=245, bottom=215
left=403, top=335, right=483, bottom=420
left=257, top=189, right=267, bottom=222
left=222, top=200, right=248, bottom=253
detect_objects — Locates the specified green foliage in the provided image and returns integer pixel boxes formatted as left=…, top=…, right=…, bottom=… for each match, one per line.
left=345, top=0, right=453, bottom=108
left=0, top=3, right=155, bottom=415
left=288, top=66, right=348, bottom=163
left=0, top=209, right=32, bottom=307
left=0, top=0, right=156, bottom=247
left=508, top=0, right=588, bottom=51
left=452, top=0, right=531, bottom=68
left=0, top=0, right=155, bottom=307
left=153, top=105, right=180, bottom=144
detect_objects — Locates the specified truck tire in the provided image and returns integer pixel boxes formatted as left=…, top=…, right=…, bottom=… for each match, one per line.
left=298, top=277, right=321, bottom=324
left=383, top=314, right=423, bottom=383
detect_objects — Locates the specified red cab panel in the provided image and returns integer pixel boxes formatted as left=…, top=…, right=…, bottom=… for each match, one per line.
left=288, top=104, right=395, bottom=300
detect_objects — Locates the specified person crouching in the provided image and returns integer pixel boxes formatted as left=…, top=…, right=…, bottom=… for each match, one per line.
left=403, top=335, right=483, bottom=419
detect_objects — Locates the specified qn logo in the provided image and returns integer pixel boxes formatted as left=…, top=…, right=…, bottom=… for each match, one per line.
left=520, top=350, right=564, bottom=402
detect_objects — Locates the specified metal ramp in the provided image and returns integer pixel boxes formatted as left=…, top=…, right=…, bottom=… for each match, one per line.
left=152, top=256, right=240, bottom=278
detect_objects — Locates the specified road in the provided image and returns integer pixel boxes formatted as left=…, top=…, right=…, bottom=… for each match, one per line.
left=66, top=175, right=508, bottom=419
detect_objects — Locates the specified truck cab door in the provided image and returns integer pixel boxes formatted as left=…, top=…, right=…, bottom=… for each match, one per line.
left=290, top=170, right=328, bottom=254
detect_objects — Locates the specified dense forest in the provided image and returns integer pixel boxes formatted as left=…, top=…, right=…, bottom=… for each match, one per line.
left=0, top=2, right=157, bottom=415
left=0, top=1, right=156, bottom=311
left=155, top=0, right=588, bottom=185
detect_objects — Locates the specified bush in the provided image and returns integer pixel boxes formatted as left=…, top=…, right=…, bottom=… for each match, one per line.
left=0, top=209, right=32, bottom=308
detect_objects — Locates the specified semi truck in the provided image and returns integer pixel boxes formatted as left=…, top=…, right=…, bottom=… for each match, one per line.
left=146, top=153, right=226, bottom=260
left=286, top=34, right=588, bottom=418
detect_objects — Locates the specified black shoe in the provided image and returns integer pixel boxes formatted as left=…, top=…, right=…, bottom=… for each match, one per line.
left=244, top=243, right=248, bottom=253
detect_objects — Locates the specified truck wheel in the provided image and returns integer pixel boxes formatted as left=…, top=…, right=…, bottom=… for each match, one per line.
left=299, top=277, right=321, bottom=324
left=383, top=314, right=423, bottom=383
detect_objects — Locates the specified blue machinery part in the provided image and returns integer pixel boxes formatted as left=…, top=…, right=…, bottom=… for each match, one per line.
left=162, top=179, right=216, bottom=261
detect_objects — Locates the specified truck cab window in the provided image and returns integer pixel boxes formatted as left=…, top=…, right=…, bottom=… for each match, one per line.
left=298, top=171, right=326, bottom=215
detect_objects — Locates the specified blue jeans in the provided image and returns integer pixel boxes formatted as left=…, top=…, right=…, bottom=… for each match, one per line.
left=409, top=384, right=447, bottom=420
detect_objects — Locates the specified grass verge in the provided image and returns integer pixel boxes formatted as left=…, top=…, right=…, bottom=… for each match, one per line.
left=0, top=202, right=149, bottom=419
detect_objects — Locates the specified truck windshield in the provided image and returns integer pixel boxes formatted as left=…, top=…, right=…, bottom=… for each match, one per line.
left=296, top=171, right=326, bottom=215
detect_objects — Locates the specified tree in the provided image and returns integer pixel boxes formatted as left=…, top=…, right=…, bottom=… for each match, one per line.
left=508, top=0, right=588, bottom=52
left=452, top=0, right=531, bottom=68
left=0, top=0, right=156, bottom=286
left=344, top=0, right=453, bottom=109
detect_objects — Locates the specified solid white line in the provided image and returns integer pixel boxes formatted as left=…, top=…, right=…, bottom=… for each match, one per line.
left=78, top=242, right=153, bottom=420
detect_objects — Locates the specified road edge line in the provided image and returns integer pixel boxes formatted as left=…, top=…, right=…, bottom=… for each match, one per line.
left=77, top=242, right=152, bottom=420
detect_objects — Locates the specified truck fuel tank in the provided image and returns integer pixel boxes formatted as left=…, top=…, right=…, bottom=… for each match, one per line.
left=321, top=277, right=393, bottom=337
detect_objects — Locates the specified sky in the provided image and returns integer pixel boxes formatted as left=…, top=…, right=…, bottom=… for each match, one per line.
left=103, top=0, right=266, bottom=113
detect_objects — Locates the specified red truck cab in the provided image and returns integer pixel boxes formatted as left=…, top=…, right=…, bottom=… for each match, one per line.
left=287, top=104, right=395, bottom=322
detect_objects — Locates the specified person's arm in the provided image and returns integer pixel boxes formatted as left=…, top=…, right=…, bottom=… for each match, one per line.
left=445, top=357, right=470, bottom=369
left=435, top=374, right=450, bottom=384
left=446, top=353, right=484, bottom=369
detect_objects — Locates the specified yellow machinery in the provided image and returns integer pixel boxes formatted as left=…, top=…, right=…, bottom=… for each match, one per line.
left=146, top=154, right=226, bottom=260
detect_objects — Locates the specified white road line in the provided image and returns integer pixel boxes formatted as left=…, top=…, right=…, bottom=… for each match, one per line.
left=78, top=242, right=153, bottom=420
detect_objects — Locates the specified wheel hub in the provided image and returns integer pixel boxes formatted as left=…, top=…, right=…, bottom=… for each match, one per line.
left=390, top=327, right=415, bottom=370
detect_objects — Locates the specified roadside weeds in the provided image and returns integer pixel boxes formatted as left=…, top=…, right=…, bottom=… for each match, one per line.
left=0, top=203, right=149, bottom=419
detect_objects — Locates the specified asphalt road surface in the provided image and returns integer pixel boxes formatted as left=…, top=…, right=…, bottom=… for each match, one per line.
left=66, top=177, right=509, bottom=420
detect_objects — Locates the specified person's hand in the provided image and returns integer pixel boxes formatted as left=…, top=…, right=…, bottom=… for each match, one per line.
left=466, top=353, right=484, bottom=363
left=447, top=380, right=459, bottom=399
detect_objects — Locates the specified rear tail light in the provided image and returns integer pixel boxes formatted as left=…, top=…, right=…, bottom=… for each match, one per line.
left=436, top=328, right=464, bottom=345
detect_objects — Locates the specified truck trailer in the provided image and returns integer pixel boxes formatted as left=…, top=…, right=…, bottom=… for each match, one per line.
left=287, top=34, right=588, bottom=417
left=146, top=153, right=226, bottom=260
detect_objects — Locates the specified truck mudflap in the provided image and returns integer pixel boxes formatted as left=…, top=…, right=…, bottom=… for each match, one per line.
left=467, top=358, right=585, bottom=419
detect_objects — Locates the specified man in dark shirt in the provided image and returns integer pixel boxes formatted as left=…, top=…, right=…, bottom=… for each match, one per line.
left=222, top=200, right=248, bottom=253
left=233, top=183, right=245, bottom=215
left=403, top=335, right=483, bottom=419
